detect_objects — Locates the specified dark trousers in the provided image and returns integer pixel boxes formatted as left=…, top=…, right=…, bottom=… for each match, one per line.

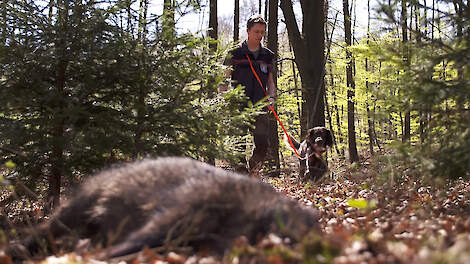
left=236, top=114, right=270, bottom=173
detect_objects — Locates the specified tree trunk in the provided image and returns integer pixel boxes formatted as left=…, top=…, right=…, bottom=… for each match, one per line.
left=1, top=0, right=6, bottom=45
left=49, top=0, right=71, bottom=210
left=280, top=0, right=327, bottom=177
left=290, top=43, right=302, bottom=127
left=280, top=0, right=326, bottom=134
left=266, top=0, right=280, bottom=177
left=134, top=0, right=150, bottom=158
left=366, top=0, right=375, bottom=155
left=453, top=1, right=464, bottom=79
left=138, top=0, right=149, bottom=43
left=259, top=0, right=262, bottom=14
left=402, top=0, right=411, bottom=142
left=207, top=0, right=218, bottom=165
left=209, top=0, right=218, bottom=51
left=343, top=0, right=359, bottom=163
left=234, top=0, right=239, bottom=43
left=325, top=11, right=341, bottom=156
left=423, top=0, right=427, bottom=37
left=432, top=0, right=435, bottom=39
left=162, top=0, right=175, bottom=40
left=127, top=0, right=133, bottom=34
left=264, top=0, right=268, bottom=20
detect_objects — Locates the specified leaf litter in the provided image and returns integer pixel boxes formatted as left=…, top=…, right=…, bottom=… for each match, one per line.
left=2, top=150, right=470, bottom=263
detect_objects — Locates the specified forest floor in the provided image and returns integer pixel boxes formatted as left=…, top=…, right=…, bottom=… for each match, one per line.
left=2, top=150, right=470, bottom=264
left=262, top=151, right=470, bottom=264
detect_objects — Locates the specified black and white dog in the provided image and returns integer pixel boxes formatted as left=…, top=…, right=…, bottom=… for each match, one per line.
left=288, top=127, right=333, bottom=181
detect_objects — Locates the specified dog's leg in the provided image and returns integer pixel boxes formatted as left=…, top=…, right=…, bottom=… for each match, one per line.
left=299, top=159, right=307, bottom=181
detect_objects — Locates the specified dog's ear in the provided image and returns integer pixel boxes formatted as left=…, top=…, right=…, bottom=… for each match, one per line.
left=306, top=128, right=315, bottom=142
left=324, top=128, right=333, bottom=147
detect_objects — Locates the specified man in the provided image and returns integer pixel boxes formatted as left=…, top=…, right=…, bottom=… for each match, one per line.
left=221, top=15, right=276, bottom=176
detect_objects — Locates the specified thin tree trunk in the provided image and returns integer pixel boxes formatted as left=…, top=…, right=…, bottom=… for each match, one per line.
left=234, top=0, right=239, bottom=43
left=453, top=1, right=464, bottom=79
left=127, top=0, right=133, bottom=34
left=162, top=0, right=175, bottom=40
left=137, top=0, right=148, bottom=43
left=325, top=11, right=341, bottom=156
left=423, top=0, right=427, bottom=37
left=290, top=43, right=302, bottom=128
left=267, top=0, right=280, bottom=177
left=49, top=0, right=54, bottom=21
left=1, top=0, right=6, bottom=45
left=207, top=0, right=218, bottom=165
left=432, top=0, right=435, bottom=39
left=415, top=0, right=420, bottom=42
left=343, top=0, right=359, bottom=163
left=265, top=0, right=268, bottom=19
left=209, top=0, right=218, bottom=51
left=134, top=0, right=149, bottom=158
left=402, top=0, right=411, bottom=142
left=49, top=0, right=71, bottom=210
left=419, top=0, right=427, bottom=143
left=366, top=0, right=375, bottom=155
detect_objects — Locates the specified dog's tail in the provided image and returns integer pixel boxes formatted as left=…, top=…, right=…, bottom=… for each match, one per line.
left=284, top=133, right=301, bottom=150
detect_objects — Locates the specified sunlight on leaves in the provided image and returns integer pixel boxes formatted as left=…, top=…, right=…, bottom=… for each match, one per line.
left=5, top=160, right=16, bottom=169
left=347, top=199, right=377, bottom=209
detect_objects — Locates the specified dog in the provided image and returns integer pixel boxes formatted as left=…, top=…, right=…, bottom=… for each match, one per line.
left=287, top=127, right=333, bottom=181
left=8, top=157, right=319, bottom=260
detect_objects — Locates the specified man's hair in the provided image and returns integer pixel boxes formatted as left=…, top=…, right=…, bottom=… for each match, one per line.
left=247, top=14, right=267, bottom=30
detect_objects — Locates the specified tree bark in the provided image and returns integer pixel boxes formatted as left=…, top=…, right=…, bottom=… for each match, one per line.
left=1, top=0, right=6, bottom=45
left=162, top=0, right=175, bottom=40
left=366, top=0, right=375, bottom=155
left=49, top=0, right=71, bottom=210
left=279, top=0, right=326, bottom=135
left=343, top=0, right=359, bottom=163
left=432, top=0, right=435, bottom=39
left=289, top=43, right=302, bottom=126
left=264, top=0, right=268, bottom=20
left=209, top=0, right=218, bottom=51
left=402, top=0, right=411, bottom=142
left=138, top=0, right=149, bottom=43
left=266, top=0, right=280, bottom=177
left=234, top=0, right=239, bottom=43
left=280, top=0, right=327, bottom=177
left=325, top=11, right=341, bottom=156
left=134, top=0, right=149, bottom=158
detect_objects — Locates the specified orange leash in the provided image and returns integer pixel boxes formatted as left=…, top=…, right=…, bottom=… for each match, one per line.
left=245, top=54, right=301, bottom=159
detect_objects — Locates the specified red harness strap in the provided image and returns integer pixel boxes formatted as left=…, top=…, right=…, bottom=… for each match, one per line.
left=245, top=54, right=301, bottom=159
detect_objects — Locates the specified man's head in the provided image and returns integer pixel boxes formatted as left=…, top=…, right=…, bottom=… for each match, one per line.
left=246, top=15, right=266, bottom=46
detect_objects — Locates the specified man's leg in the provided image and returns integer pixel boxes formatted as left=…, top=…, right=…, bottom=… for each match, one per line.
left=249, top=115, right=270, bottom=176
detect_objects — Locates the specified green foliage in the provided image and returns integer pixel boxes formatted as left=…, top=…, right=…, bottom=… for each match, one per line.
left=350, top=1, right=470, bottom=180
left=0, top=0, right=252, bottom=191
left=347, top=198, right=377, bottom=210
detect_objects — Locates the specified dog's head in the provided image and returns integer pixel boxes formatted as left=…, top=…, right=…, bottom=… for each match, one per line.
left=306, top=127, right=333, bottom=156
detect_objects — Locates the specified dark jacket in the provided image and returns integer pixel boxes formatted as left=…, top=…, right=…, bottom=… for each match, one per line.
left=226, top=41, right=275, bottom=104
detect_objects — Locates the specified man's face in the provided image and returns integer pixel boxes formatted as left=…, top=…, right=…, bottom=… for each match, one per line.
left=247, top=23, right=266, bottom=44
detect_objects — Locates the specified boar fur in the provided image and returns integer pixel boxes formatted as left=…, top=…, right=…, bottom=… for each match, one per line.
left=10, top=157, right=318, bottom=260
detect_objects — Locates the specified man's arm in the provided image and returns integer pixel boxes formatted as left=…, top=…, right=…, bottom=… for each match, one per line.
left=267, top=72, right=276, bottom=102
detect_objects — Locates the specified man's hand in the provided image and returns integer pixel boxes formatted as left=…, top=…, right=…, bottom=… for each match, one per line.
left=268, top=96, right=276, bottom=105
